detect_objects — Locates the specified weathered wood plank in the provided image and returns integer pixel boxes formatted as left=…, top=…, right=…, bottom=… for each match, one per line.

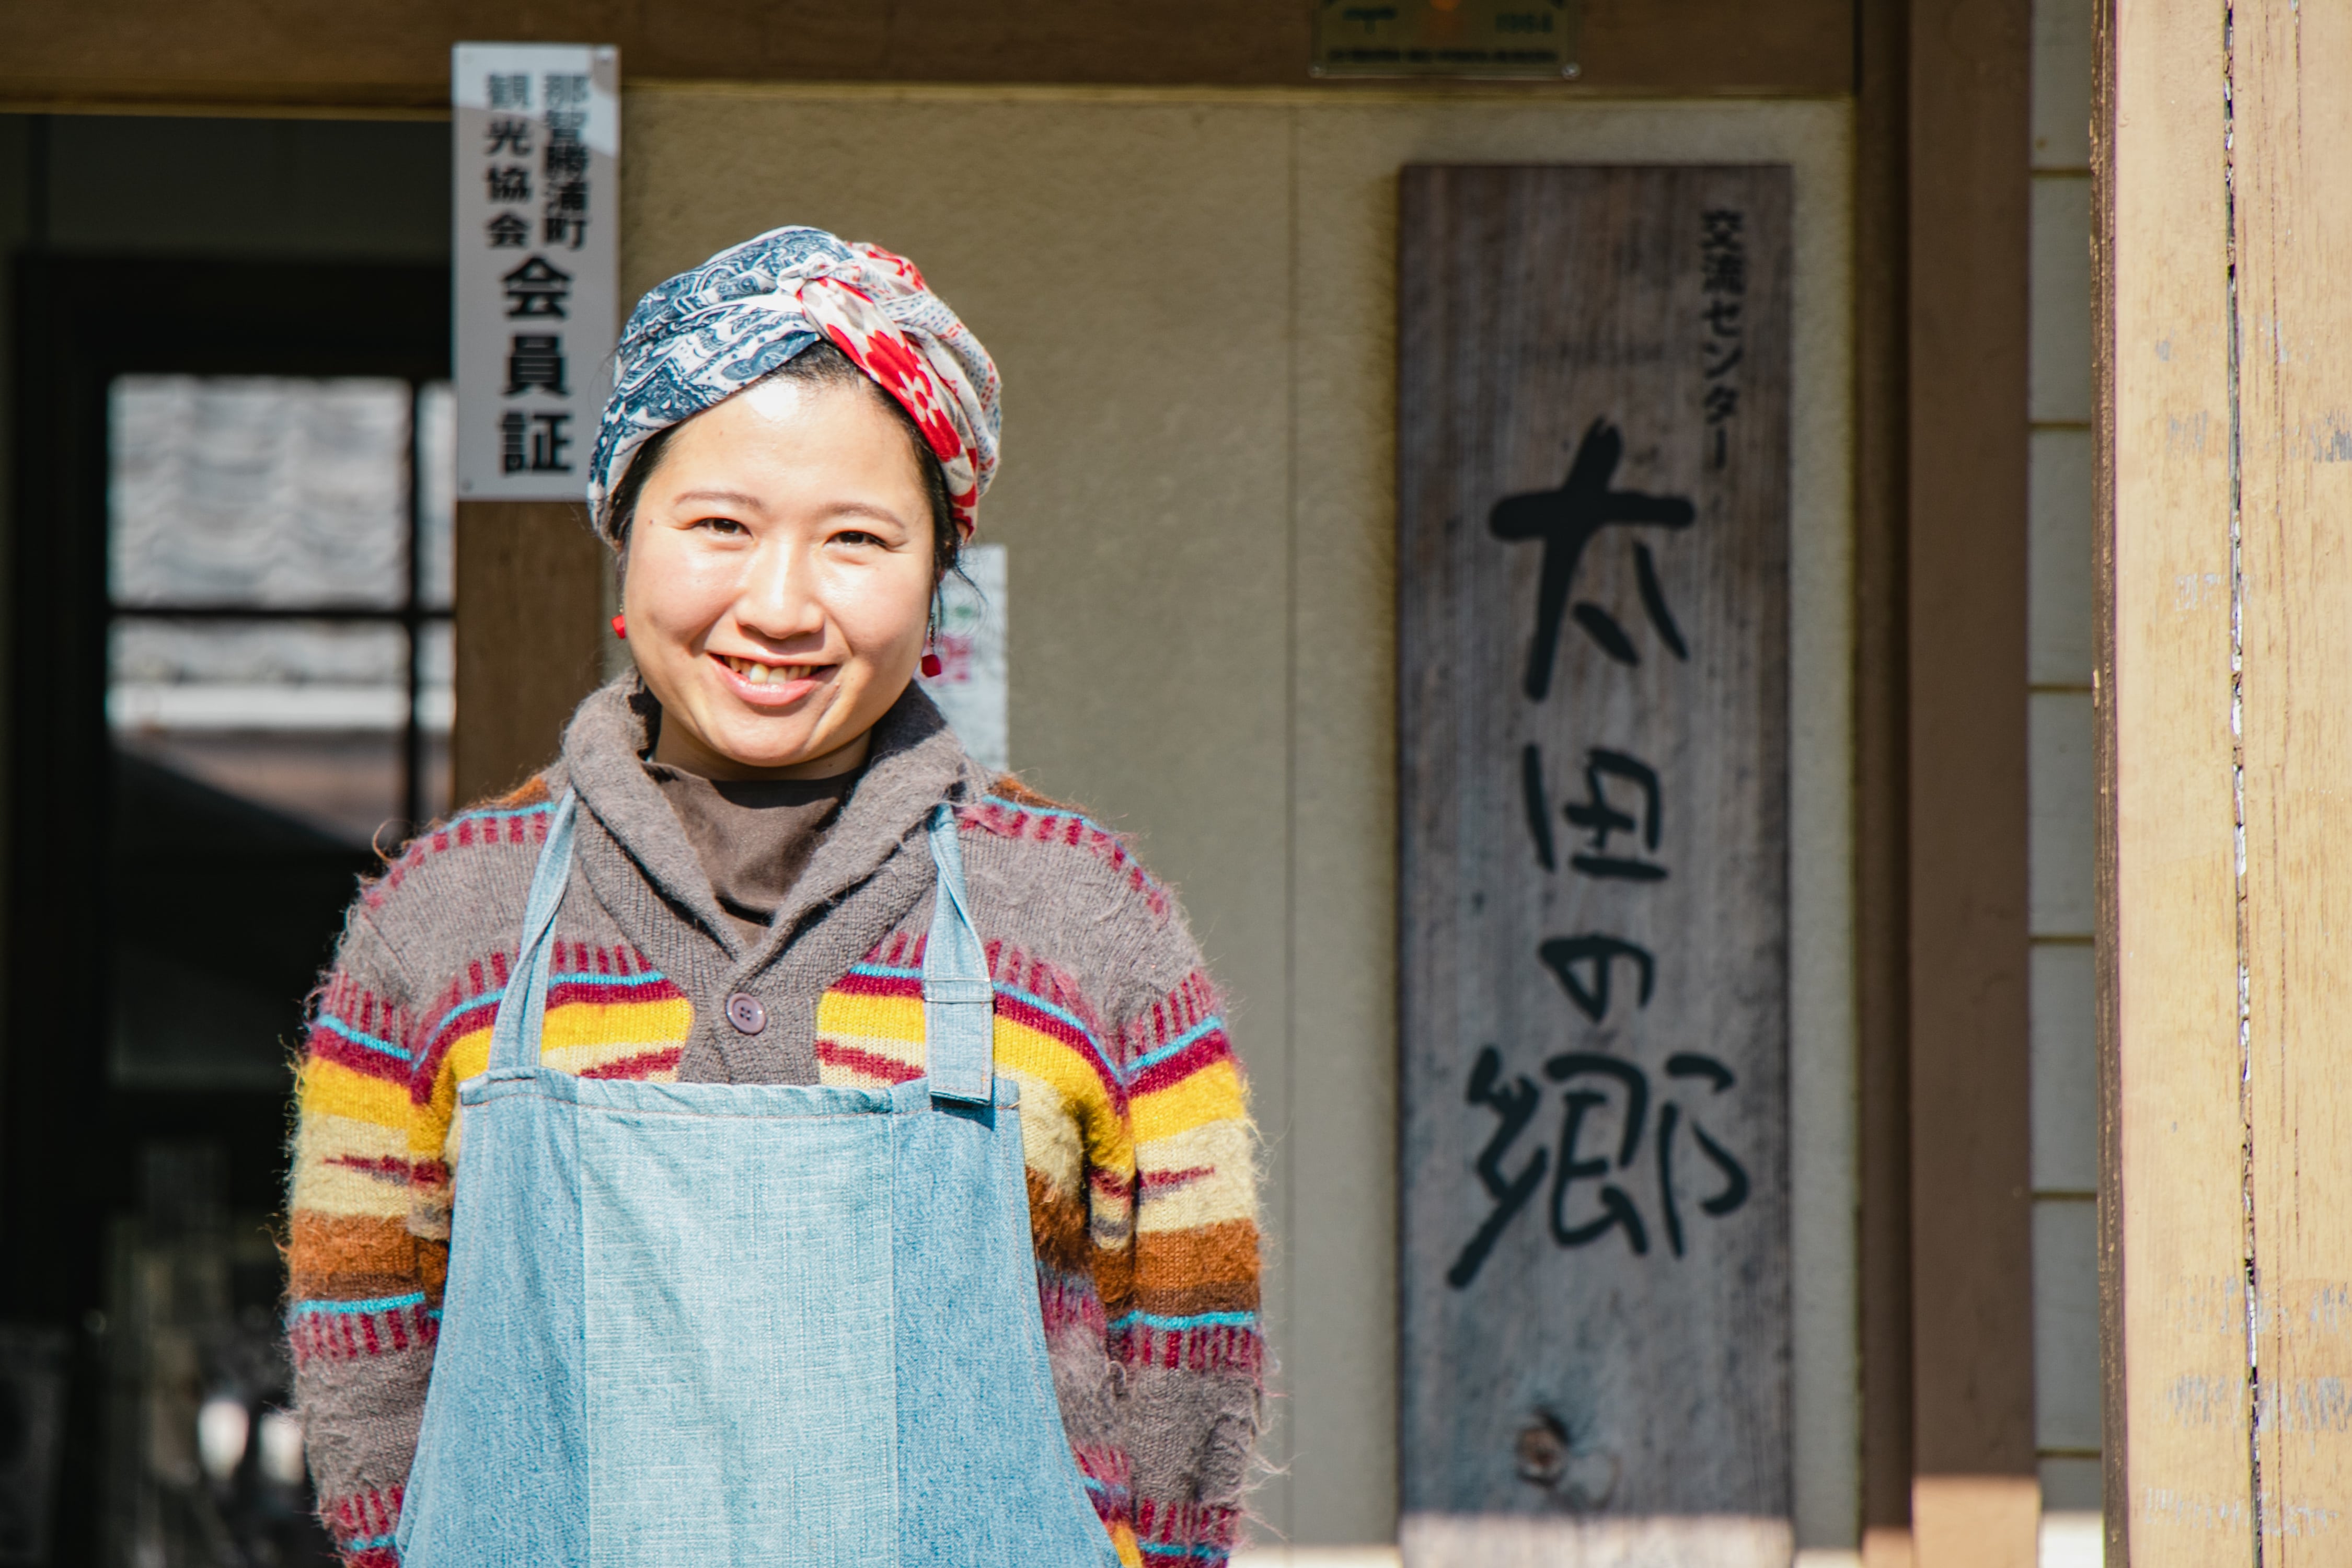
left=2233, top=2, right=2352, bottom=1555
left=451, top=500, right=606, bottom=804
left=2103, top=5, right=2249, bottom=1564
left=1397, top=164, right=1791, bottom=1562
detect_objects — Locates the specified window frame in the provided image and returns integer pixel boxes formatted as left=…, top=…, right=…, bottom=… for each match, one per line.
left=7, top=253, right=448, bottom=1563
left=106, top=374, right=455, bottom=835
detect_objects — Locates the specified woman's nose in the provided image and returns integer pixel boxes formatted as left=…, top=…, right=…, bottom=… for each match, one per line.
left=734, top=545, right=827, bottom=643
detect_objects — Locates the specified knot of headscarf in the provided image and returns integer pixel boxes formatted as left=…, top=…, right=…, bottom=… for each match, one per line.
left=587, top=226, right=1001, bottom=539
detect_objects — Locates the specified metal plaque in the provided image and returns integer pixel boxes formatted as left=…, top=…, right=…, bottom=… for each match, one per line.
left=1312, top=0, right=1580, bottom=78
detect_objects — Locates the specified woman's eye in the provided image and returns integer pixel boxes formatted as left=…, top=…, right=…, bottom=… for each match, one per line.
left=694, top=516, right=748, bottom=536
left=832, top=529, right=885, bottom=548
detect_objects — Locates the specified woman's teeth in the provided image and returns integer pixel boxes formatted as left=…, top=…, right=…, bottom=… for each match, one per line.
left=722, top=656, right=816, bottom=686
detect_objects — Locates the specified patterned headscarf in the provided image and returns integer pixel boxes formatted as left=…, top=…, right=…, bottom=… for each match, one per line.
left=588, top=226, right=1001, bottom=539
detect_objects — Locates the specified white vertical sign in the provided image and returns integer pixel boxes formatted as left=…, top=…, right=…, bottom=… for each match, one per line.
left=916, top=544, right=1008, bottom=772
left=451, top=43, right=620, bottom=500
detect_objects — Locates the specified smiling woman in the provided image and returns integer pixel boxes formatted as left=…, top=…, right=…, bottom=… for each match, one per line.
left=282, top=227, right=1263, bottom=1568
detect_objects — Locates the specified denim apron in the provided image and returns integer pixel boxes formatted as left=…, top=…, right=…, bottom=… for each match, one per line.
left=396, top=793, right=1119, bottom=1568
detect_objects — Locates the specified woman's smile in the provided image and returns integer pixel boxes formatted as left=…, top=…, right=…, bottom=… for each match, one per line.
left=709, top=650, right=831, bottom=702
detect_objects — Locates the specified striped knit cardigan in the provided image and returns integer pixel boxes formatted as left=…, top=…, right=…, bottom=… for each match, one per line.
left=286, top=679, right=1262, bottom=1567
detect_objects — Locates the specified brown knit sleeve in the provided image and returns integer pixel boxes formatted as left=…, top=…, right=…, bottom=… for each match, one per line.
left=285, top=908, right=435, bottom=1568
left=1108, top=913, right=1265, bottom=1567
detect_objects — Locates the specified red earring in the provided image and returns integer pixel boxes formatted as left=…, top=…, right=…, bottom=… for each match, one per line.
left=919, top=602, right=942, bottom=677
left=610, top=614, right=627, bottom=639
left=920, top=650, right=943, bottom=678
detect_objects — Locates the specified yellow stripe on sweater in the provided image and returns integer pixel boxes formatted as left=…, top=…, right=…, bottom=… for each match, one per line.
left=539, top=997, right=693, bottom=1051
left=416, top=1027, right=493, bottom=1157
left=299, top=1058, right=409, bottom=1131
left=816, top=987, right=920, bottom=1041
left=1131, top=1058, right=1245, bottom=1145
left=996, top=1011, right=1132, bottom=1172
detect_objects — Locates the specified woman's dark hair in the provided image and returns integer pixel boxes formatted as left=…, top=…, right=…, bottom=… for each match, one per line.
left=608, top=341, right=961, bottom=584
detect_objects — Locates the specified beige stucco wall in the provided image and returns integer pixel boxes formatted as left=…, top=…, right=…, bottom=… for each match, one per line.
left=620, top=85, right=1854, bottom=1555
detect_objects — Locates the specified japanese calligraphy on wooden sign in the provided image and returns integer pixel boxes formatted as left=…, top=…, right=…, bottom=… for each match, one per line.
left=451, top=43, right=619, bottom=501
left=1312, top=0, right=1579, bottom=78
left=1397, top=166, right=1793, bottom=1565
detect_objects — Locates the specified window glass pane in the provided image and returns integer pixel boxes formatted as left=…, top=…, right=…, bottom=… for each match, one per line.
left=417, top=381, right=456, bottom=610
left=109, top=375, right=411, bottom=608
left=109, top=620, right=408, bottom=846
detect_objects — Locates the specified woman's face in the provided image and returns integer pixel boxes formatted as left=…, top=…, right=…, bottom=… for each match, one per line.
left=620, top=375, right=936, bottom=779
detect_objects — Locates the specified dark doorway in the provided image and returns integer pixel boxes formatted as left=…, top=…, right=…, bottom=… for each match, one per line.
left=8, top=253, right=448, bottom=1566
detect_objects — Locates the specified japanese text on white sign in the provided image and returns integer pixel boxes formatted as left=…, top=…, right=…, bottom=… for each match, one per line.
left=451, top=43, right=619, bottom=501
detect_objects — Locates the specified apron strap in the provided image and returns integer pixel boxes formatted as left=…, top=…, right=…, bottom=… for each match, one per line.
left=488, top=790, right=581, bottom=1074
left=921, top=801, right=995, bottom=1104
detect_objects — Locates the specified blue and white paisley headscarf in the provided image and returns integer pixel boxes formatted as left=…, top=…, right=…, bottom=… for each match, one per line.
left=588, top=226, right=1001, bottom=539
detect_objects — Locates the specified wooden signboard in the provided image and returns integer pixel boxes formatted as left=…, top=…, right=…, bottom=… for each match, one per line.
left=1397, top=165, right=1792, bottom=1564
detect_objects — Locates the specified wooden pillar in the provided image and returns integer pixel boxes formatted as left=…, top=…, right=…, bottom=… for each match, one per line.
left=1855, top=0, right=1917, bottom=1560
left=2234, top=1, right=2352, bottom=1544
left=451, top=501, right=608, bottom=806
left=1906, top=0, right=2038, bottom=1561
left=2103, top=1, right=2352, bottom=1561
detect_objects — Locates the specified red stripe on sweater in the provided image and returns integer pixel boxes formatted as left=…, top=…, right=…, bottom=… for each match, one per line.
left=987, top=941, right=1107, bottom=1031
left=1126, top=1031, right=1233, bottom=1098
left=410, top=950, right=515, bottom=1098
left=1134, top=1498, right=1241, bottom=1551
left=306, top=1026, right=412, bottom=1085
left=1075, top=1443, right=1133, bottom=1525
left=363, top=795, right=552, bottom=906
left=1137, top=1165, right=1213, bottom=1198
left=325, top=1484, right=404, bottom=1551
left=814, top=1039, right=925, bottom=1084
left=577, top=1046, right=684, bottom=1080
left=544, top=974, right=686, bottom=1011
left=323, top=1154, right=413, bottom=1183
left=960, top=801, right=1173, bottom=919
left=1035, top=1267, right=1111, bottom=1338
left=1128, top=970, right=1222, bottom=1058
left=287, top=1301, right=438, bottom=1370
left=829, top=965, right=924, bottom=1000
left=1116, top=1322, right=1264, bottom=1379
